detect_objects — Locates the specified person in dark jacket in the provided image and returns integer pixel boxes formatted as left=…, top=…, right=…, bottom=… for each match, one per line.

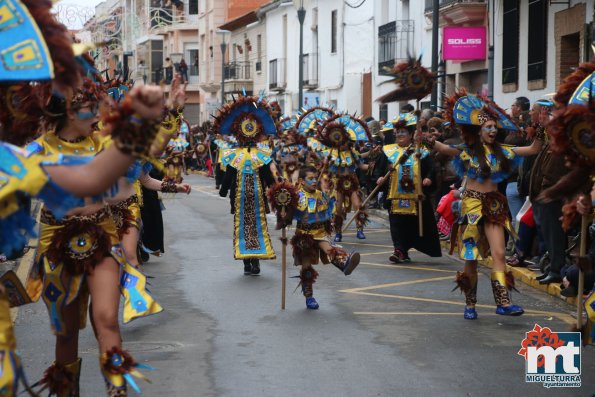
left=529, top=102, right=569, bottom=284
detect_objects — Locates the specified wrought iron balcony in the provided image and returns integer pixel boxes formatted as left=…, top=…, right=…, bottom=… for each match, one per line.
left=303, top=53, right=319, bottom=88
left=224, top=62, right=252, bottom=81
left=269, top=58, right=287, bottom=91
left=378, top=20, right=414, bottom=76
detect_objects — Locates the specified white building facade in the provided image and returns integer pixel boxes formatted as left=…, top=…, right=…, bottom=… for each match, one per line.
left=493, top=0, right=594, bottom=108
left=264, top=0, right=375, bottom=115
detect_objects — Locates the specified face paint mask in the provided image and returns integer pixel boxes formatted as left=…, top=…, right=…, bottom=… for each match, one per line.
left=304, top=178, right=317, bottom=186
left=482, top=125, right=497, bottom=133
left=76, top=111, right=96, bottom=120
left=395, top=130, right=410, bottom=137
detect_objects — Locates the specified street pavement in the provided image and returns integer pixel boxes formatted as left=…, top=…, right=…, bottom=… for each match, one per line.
left=14, top=173, right=595, bottom=396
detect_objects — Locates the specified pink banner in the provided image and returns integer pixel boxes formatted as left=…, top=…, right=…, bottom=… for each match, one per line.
left=443, top=26, right=487, bottom=61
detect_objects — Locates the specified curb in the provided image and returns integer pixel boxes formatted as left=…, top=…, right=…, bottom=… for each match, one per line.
left=367, top=208, right=575, bottom=306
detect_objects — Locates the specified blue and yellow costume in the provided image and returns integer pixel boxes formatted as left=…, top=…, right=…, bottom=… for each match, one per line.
left=290, top=185, right=358, bottom=308
left=216, top=96, right=279, bottom=274
left=453, top=143, right=521, bottom=261
left=314, top=113, right=371, bottom=240
left=27, top=131, right=162, bottom=332
left=164, top=135, right=189, bottom=183
left=380, top=115, right=442, bottom=261
left=443, top=93, right=524, bottom=318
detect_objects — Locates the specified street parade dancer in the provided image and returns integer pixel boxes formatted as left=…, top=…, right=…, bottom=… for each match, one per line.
left=375, top=113, right=442, bottom=263
left=213, top=133, right=237, bottom=189
left=163, top=122, right=191, bottom=183
left=216, top=95, right=278, bottom=275
left=315, top=114, right=372, bottom=242
left=105, top=76, right=192, bottom=273
left=0, top=2, right=168, bottom=394
left=276, top=115, right=307, bottom=184
left=289, top=166, right=361, bottom=309
left=423, top=90, right=544, bottom=319
left=25, top=76, right=168, bottom=395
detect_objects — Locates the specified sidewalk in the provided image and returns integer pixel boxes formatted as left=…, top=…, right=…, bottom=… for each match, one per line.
left=368, top=208, right=577, bottom=306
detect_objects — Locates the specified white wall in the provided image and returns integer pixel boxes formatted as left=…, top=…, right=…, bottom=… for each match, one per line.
left=493, top=0, right=594, bottom=108
left=264, top=0, right=373, bottom=115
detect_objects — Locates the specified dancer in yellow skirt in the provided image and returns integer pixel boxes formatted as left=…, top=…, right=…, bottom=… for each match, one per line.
left=25, top=81, right=164, bottom=395
left=422, top=91, right=543, bottom=319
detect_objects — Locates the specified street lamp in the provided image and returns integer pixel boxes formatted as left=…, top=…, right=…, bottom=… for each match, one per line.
left=293, top=0, right=307, bottom=110
left=216, top=29, right=231, bottom=104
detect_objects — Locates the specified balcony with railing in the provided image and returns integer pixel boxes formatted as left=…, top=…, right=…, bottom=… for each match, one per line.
left=269, top=58, right=287, bottom=91
left=149, top=4, right=194, bottom=34
left=224, top=62, right=251, bottom=81
left=378, top=20, right=414, bottom=76
left=303, top=53, right=319, bottom=88
left=223, top=61, right=253, bottom=94
left=424, top=0, right=487, bottom=25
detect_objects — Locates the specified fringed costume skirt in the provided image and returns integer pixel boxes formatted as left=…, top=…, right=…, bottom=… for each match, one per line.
left=457, top=190, right=516, bottom=261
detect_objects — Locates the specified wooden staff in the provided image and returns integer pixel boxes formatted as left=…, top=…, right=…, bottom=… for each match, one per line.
left=281, top=208, right=287, bottom=310
left=577, top=214, right=588, bottom=328
left=342, top=168, right=392, bottom=233
left=415, top=101, right=424, bottom=237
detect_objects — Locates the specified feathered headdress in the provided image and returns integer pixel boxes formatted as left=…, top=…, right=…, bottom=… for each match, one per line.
left=444, top=89, right=518, bottom=145
left=269, top=101, right=282, bottom=121
left=376, top=55, right=436, bottom=103
left=277, top=115, right=305, bottom=145
left=317, top=113, right=372, bottom=148
left=212, top=95, right=279, bottom=146
left=278, top=115, right=298, bottom=134
left=553, top=63, right=595, bottom=106
left=296, top=106, right=334, bottom=137
left=393, top=112, right=418, bottom=130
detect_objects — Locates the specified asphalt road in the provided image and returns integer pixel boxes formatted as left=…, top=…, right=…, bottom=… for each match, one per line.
left=14, top=174, right=595, bottom=396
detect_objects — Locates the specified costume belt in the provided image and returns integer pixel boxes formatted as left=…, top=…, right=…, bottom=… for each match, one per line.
left=461, top=189, right=486, bottom=200
left=110, top=194, right=139, bottom=211
left=109, top=195, right=141, bottom=237
left=296, top=220, right=332, bottom=234
left=40, top=206, right=112, bottom=226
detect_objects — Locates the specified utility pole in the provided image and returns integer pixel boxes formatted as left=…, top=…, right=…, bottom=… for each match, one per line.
left=430, top=0, right=439, bottom=111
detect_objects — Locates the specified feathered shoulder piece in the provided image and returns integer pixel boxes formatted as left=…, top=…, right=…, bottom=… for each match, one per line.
left=296, top=107, right=334, bottom=137
left=567, top=72, right=595, bottom=106
left=212, top=95, right=279, bottom=147
left=539, top=77, right=595, bottom=208
left=317, top=113, right=371, bottom=148
left=0, top=0, right=79, bottom=89
left=376, top=55, right=435, bottom=103
left=554, top=62, right=595, bottom=106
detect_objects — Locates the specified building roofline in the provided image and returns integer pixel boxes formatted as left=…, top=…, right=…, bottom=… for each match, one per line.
left=219, top=11, right=259, bottom=31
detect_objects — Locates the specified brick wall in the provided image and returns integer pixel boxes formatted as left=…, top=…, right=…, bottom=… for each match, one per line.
left=554, top=2, right=586, bottom=88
